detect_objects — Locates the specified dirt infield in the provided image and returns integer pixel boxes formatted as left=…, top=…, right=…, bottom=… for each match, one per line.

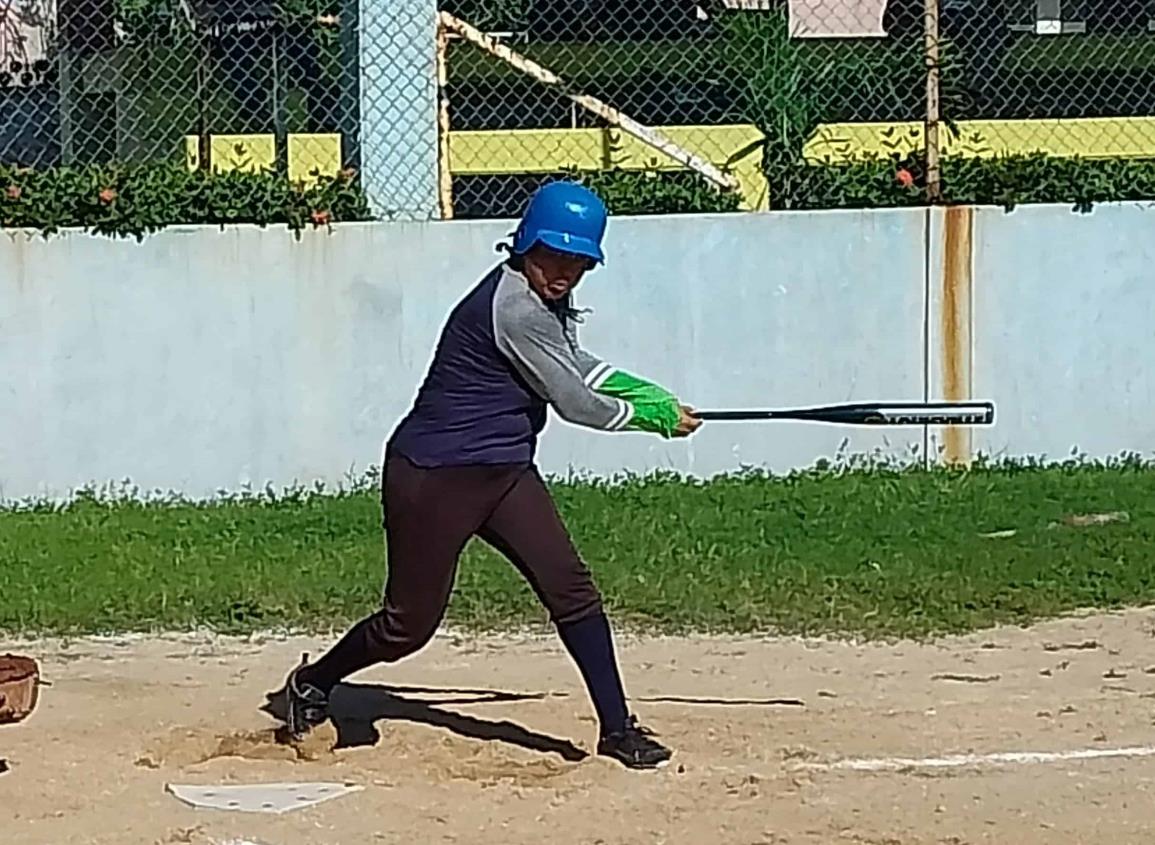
left=4, top=609, right=1155, bottom=845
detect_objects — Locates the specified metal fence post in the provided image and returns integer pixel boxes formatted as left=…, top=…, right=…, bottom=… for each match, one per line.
left=357, top=0, right=439, bottom=219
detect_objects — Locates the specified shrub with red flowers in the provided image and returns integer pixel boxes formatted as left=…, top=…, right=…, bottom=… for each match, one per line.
left=1, top=163, right=372, bottom=240
left=6, top=153, right=1154, bottom=237
left=773, top=152, right=1155, bottom=213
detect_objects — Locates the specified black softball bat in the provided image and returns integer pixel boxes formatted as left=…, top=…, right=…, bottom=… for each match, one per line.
left=691, top=400, right=995, bottom=426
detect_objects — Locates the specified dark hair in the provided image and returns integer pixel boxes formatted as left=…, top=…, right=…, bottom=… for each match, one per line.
left=549, top=292, right=588, bottom=325
left=500, top=243, right=523, bottom=272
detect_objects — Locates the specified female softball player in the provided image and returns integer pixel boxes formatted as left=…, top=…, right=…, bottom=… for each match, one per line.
left=274, top=181, right=701, bottom=769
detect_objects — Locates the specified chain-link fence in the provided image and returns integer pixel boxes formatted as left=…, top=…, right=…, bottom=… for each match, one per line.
left=5, top=0, right=1155, bottom=219
left=0, top=0, right=362, bottom=180
left=936, top=1, right=1155, bottom=159
left=440, top=1, right=925, bottom=216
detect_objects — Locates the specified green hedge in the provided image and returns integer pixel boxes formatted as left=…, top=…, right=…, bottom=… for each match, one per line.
left=0, top=164, right=734, bottom=239
left=779, top=153, right=1155, bottom=212
left=7, top=154, right=1155, bottom=239
left=581, top=153, right=1155, bottom=215
left=1, top=163, right=372, bottom=239
left=578, top=169, right=743, bottom=215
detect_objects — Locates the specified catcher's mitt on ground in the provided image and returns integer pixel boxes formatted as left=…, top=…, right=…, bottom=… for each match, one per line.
left=0, top=654, right=40, bottom=725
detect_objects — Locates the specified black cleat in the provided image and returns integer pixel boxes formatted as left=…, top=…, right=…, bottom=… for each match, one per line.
left=597, top=716, right=672, bottom=770
left=283, top=653, right=329, bottom=741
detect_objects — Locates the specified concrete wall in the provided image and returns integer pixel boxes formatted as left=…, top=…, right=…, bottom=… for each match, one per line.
left=967, top=204, right=1155, bottom=463
left=2, top=203, right=1153, bottom=501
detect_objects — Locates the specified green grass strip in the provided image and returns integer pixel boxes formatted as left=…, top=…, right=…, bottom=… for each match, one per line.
left=1007, top=34, right=1155, bottom=73
left=3, top=456, right=1154, bottom=640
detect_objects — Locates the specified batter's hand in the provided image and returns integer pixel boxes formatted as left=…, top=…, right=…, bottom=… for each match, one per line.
left=674, top=404, right=703, bottom=438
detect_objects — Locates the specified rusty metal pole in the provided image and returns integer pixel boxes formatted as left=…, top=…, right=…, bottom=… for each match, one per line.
left=924, top=0, right=942, bottom=203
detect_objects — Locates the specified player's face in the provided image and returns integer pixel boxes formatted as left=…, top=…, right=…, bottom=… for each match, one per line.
left=523, top=245, right=590, bottom=301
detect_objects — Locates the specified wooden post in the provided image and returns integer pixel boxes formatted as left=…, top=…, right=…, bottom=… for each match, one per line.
left=195, top=24, right=213, bottom=173
left=924, top=0, right=942, bottom=202
left=436, top=22, right=454, bottom=219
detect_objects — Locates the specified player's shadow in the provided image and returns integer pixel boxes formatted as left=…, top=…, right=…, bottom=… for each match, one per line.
left=262, top=681, right=588, bottom=762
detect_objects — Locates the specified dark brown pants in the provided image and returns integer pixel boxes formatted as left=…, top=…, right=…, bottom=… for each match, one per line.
left=342, top=452, right=603, bottom=669
left=296, top=450, right=620, bottom=709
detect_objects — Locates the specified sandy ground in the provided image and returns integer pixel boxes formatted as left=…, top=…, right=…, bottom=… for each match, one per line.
left=4, top=609, right=1155, bottom=845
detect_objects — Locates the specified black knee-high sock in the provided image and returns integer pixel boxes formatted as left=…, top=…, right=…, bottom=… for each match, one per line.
left=297, top=614, right=383, bottom=694
left=556, top=612, right=630, bottom=737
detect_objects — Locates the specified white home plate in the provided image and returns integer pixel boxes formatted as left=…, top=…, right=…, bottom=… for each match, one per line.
left=165, top=782, right=363, bottom=814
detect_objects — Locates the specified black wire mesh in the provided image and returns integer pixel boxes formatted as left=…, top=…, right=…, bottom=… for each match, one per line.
left=1, top=0, right=359, bottom=180
left=939, top=0, right=1155, bottom=157
left=5, top=0, right=1155, bottom=218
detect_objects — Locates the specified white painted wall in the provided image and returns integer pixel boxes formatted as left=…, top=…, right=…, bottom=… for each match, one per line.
left=968, top=203, right=1155, bottom=463
left=2, top=203, right=1153, bottom=502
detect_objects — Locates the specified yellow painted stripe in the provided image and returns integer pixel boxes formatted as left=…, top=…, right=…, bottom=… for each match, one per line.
left=183, top=134, right=342, bottom=185
left=288, top=134, right=343, bottom=184
left=179, top=117, right=1155, bottom=216
left=447, top=124, right=768, bottom=211
left=448, top=128, right=606, bottom=174
left=804, top=117, right=1155, bottom=162
left=447, top=125, right=764, bottom=172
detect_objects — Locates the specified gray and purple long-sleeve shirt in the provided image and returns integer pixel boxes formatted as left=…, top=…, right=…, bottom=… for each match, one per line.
left=387, top=263, right=680, bottom=467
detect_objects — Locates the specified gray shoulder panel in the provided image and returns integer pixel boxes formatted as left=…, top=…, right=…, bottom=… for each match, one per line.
left=492, top=267, right=631, bottom=432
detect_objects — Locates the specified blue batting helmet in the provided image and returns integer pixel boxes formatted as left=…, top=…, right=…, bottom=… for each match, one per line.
left=511, top=181, right=608, bottom=264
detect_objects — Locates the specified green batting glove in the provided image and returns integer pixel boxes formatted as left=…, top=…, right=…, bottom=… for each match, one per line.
left=594, top=370, right=683, bottom=438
